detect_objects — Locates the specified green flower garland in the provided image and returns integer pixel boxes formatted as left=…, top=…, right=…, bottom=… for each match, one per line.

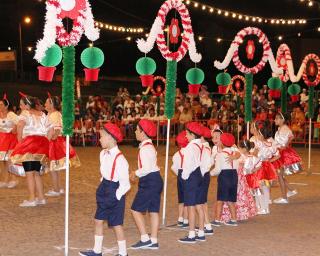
left=245, top=73, right=253, bottom=122
left=308, top=86, right=315, bottom=119
left=62, top=46, right=75, bottom=136
left=165, top=60, right=177, bottom=119
left=281, top=82, right=287, bottom=114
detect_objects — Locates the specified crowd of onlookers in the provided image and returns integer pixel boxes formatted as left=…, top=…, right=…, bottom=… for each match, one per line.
left=8, top=84, right=320, bottom=145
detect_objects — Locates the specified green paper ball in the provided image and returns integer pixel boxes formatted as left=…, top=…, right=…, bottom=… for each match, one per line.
left=267, top=77, right=282, bottom=90
left=40, top=44, right=62, bottom=67
left=216, top=72, right=231, bottom=86
left=136, top=57, right=156, bottom=75
left=186, top=68, right=205, bottom=84
left=81, top=47, right=104, bottom=69
left=288, top=84, right=301, bottom=96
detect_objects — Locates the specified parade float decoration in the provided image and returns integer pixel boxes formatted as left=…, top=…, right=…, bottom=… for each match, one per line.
left=216, top=71, right=231, bottom=94
left=186, top=67, right=205, bottom=95
left=287, top=83, right=301, bottom=103
left=34, top=1, right=100, bottom=255
left=135, top=0, right=202, bottom=225
left=214, top=27, right=282, bottom=138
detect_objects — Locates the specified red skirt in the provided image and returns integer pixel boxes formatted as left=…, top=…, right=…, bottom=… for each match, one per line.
left=0, top=132, right=18, bottom=161
left=246, top=172, right=260, bottom=189
left=10, top=135, right=49, bottom=164
left=260, top=161, right=277, bottom=181
left=271, top=158, right=283, bottom=170
left=280, top=147, right=302, bottom=167
left=49, top=136, right=80, bottom=171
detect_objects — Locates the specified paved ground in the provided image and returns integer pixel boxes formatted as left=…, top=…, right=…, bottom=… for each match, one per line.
left=0, top=146, right=320, bottom=256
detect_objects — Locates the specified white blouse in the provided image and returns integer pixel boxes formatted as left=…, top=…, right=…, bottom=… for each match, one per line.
left=274, top=125, right=293, bottom=148
left=48, top=111, right=62, bottom=131
left=0, top=112, right=18, bottom=133
left=243, top=155, right=262, bottom=175
left=19, top=110, right=49, bottom=137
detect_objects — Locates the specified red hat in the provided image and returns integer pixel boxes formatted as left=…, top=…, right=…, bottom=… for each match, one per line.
left=138, top=119, right=157, bottom=137
left=176, top=130, right=189, bottom=148
left=220, top=133, right=235, bottom=147
left=103, top=123, right=123, bottom=143
left=202, top=126, right=212, bottom=139
left=186, top=122, right=202, bottom=137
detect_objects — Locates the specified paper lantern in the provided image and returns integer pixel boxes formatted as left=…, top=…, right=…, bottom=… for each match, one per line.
left=216, top=72, right=231, bottom=86
left=136, top=57, right=156, bottom=75
left=186, top=68, right=205, bottom=85
left=40, top=44, right=62, bottom=67
left=81, top=47, right=104, bottom=69
left=267, top=77, right=282, bottom=90
left=288, top=84, right=301, bottom=95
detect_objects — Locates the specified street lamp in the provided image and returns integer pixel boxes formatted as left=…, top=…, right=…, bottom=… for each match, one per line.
left=19, top=16, right=31, bottom=78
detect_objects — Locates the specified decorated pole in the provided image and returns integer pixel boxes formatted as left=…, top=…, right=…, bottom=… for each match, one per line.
left=214, top=27, right=282, bottom=140
left=34, top=1, right=100, bottom=255
left=136, top=0, right=202, bottom=225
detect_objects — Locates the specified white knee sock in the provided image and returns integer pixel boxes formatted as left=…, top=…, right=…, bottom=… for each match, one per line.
left=118, top=240, right=127, bottom=256
left=261, top=185, right=270, bottom=211
left=141, top=234, right=150, bottom=242
left=93, top=235, right=103, bottom=254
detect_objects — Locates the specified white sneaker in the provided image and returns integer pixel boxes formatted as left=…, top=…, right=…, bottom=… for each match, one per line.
left=35, top=198, right=47, bottom=205
left=287, top=190, right=298, bottom=198
left=45, top=190, right=60, bottom=197
left=273, top=198, right=289, bottom=204
left=19, top=200, right=37, bottom=207
left=257, top=209, right=269, bottom=215
left=7, top=181, right=18, bottom=189
left=0, top=182, right=8, bottom=188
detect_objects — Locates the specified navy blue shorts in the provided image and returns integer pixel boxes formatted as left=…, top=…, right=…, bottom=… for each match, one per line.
left=177, top=169, right=184, bottom=204
left=184, top=167, right=202, bottom=206
left=217, top=169, right=238, bottom=203
left=198, top=172, right=211, bottom=204
left=131, top=171, right=163, bottom=213
left=95, top=179, right=125, bottom=227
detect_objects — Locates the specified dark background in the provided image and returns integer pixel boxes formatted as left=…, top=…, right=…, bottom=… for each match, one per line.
left=0, top=0, right=319, bottom=92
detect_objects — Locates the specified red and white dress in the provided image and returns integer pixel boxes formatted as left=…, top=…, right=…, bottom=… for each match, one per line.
left=221, top=154, right=257, bottom=222
left=243, top=154, right=262, bottom=190
left=256, top=140, right=279, bottom=181
left=48, top=111, right=80, bottom=171
left=274, top=125, right=302, bottom=175
left=10, top=110, right=49, bottom=165
left=0, top=111, right=18, bottom=161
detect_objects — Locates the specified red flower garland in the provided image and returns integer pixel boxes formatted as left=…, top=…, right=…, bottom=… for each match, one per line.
left=302, top=54, right=320, bottom=87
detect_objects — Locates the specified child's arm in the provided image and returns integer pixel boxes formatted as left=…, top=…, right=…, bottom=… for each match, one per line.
left=116, top=158, right=131, bottom=200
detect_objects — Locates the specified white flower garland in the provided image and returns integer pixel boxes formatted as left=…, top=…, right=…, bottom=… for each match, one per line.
left=137, top=0, right=202, bottom=63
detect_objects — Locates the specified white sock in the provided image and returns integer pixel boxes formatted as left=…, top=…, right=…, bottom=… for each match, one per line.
left=93, top=235, right=103, bottom=254
left=255, top=195, right=263, bottom=210
left=188, top=230, right=196, bottom=238
left=205, top=223, right=212, bottom=230
left=198, top=230, right=205, bottom=237
left=151, top=237, right=158, bottom=244
left=183, top=219, right=189, bottom=224
left=117, top=240, right=127, bottom=256
left=141, top=234, right=150, bottom=242
left=262, top=185, right=271, bottom=206
left=178, top=217, right=183, bottom=222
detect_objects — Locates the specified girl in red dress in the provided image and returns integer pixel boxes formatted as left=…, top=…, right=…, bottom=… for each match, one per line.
left=10, top=93, right=49, bottom=207
left=0, top=94, right=19, bottom=188
left=44, top=94, right=80, bottom=197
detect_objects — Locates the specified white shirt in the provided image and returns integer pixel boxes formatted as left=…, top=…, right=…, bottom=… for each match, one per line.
left=201, top=142, right=212, bottom=175
left=181, top=139, right=202, bottom=180
left=100, top=146, right=130, bottom=200
left=258, top=140, right=279, bottom=161
left=135, top=139, right=160, bottom=178
left=243, top=155, right=262, bottom=175
left=0, top=111, right=18, bottom=133
left=19, top=110, right=49, bottom=138
left=274, top=125, right=293, bottom=148
left=211, top=145, right=221, bottom=167
left=211, top=147, right=235, bottom=176
left=171, top=149, right=184, bottom=176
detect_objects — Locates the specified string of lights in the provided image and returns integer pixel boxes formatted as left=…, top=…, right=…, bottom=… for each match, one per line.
left=299, top=0, right=320, bottom=8
left=94, top=21, right=145, bottom=33
left=183, top=0, right=318, bottom=25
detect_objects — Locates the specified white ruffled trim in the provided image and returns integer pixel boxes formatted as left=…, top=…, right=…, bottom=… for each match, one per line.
left=83, top=0, right=100, bottom=42
left=137, top=17, right=162, bottom=54
left=214, top=43, right=238, bottom=70
left=188, top=33, right=202, bottom=63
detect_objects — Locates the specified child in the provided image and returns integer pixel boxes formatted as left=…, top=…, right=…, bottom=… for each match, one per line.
left=211, top=133, right=238, bottom=226
left=130, top=119, right=163, bottom=250
left=171, top=130, right=189, bottom=228
left=273, top=112, right=301, bottom=204
left=200, top=126, right=214, bottom=235
left=79, top=123, right=130, bottom=256
left=45, top=94, right=80, bottom=196
left=178, top=122, right=205, bottom=243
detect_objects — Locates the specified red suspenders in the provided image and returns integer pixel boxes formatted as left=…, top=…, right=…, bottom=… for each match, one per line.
left=138, top=142, right=155, bottom=169
left=178, top=150, right=184, bottom=169
left=110, top=152, right=123, bottom=181
left=193, top=143, right=204, bottom=161
left=222, top=150, right=234, bottom=169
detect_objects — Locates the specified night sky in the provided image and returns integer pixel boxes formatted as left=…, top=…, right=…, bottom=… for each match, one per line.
left=0, top=0, right=319, bottom=91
